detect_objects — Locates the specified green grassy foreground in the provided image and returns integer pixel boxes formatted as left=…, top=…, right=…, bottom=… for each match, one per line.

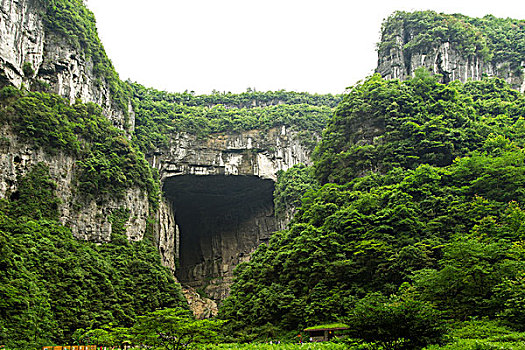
left=198, top=338, right=525, bottom=349
left=199, top=344, right=348, bottom=349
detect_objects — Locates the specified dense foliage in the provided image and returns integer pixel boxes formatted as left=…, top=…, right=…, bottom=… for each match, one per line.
left=132, top=85, right=342, bottom=108
left=72, top=307, right=224, bottom=350
left=221, top=74, right=525, bottom=348
left=130, top=84, right=339, bottom=153
left=4, top=1, right=525, bottom=348
left=0, top=164, right=186, bottom=349
left=41, top=0, right=132, bottom=115
left=313, top=70, right=525, bottom=184
left=274, top=164, right=319, bottom=219
left=0, top=86, right=159, bottom=208
left=379, top=11, right=525, bottom=81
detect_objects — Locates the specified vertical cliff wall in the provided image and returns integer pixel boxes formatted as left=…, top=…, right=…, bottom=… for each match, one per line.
left=0, top=0, right=132, bottom=129
left=376, top=11, right=525, bottom=91
left=0, top=0, right=148, bottom=242
left=151, top=127, right=314, bottom=300
left=0, top=0, right=320, bottom=315
left=0, top=125, right=150, bottom=242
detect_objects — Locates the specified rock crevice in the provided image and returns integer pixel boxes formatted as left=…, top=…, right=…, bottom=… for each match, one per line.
left=377, top=23, right=525, bottom=91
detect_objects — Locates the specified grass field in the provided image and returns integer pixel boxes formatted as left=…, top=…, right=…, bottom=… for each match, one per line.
left=199, top=344, right=349, bottom=349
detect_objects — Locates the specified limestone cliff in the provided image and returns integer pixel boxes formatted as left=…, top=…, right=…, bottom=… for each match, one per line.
left=376, top=11, right=525, bottom=91
left=0, top=0, right=319, bottom=314
left=0, top=0, right=132, bottom=130
left=0, top=0, right=147, bottom=243
left=0, top=126, right=150, bottom=242
left=152, top=126, right=314, bottom=301
left=153, top=126, right=312, bottom=182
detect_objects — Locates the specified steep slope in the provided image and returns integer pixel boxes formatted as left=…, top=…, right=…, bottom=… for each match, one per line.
left=220, top=74, right=525, bottom=347
left=0, top=0, right=151, bottom=243
left=0, top=0, right=341, bottom=338
left=0, top=161, right=187, bottom=348
left=0, top=1, right=188, bottom=347
left=377, top=11, right=525, bottom=91
left=0, top=0, right=132, bottom=129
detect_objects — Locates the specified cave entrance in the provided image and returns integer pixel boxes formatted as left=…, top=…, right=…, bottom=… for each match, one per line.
left=162, top=175, right=277, bottom=300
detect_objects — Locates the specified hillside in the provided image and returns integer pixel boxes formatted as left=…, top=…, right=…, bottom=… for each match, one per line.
left=2, top=1, right=525, bottom=349
left=221, top=72, right=525, bottom=347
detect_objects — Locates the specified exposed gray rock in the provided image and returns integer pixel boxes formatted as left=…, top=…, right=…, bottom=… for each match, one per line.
left=0, top=0, right=146, bottom=246
left=152, top=127, right=314, bottom=300
left=0, top=126, right=149, bottom=242
left=182, top=286, right=218, bottom=320
left=377, top=29, right=525, bottom=91
left=0, top=0, right=317, bottom=309
left=0, top=0, right=133, bottom=130
left=154, top=126, right=312, bottom=182
left=154, top=199, right=179, bottom=271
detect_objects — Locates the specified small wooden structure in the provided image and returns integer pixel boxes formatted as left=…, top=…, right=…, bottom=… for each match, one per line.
left=304, top=323, right=350, bottom=342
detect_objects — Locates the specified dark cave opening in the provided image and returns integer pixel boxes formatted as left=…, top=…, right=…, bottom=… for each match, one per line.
left=162, top=175, right=277, bottom=299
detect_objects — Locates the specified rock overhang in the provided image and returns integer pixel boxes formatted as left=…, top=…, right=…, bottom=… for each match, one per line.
left=152, top=128, right=314, bottom=300
left=163, top=174, right=277, bottom=300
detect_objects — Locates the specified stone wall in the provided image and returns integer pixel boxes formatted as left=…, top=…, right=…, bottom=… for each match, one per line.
left=376, top=27, right=525, bottom=92
left=0, top=126, right=150, bottom=242
left=0, top=0, right=133, bottom=130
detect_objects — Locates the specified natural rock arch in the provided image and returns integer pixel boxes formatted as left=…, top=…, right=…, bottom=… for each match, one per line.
left=152, top=127, right=314, bottom=300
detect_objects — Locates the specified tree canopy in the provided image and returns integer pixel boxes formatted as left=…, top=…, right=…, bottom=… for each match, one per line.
left=221, top=74, right=525, bottom=348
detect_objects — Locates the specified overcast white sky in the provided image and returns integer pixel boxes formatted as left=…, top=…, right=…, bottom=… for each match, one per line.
left=85, top=0, right=525, bottom=95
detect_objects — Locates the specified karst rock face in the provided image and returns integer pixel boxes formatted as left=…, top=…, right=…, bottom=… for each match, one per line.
left=0, top=0, right=315, bottom=306
left=376, top=14, right=525, bottom=92
left=0, top=126, right=151, bottom=242
left=0, top=0, right=143, bottom=242
left=0, top=0, right=133, bottom=130
left=151, top=127, right=313, bottom=300
left=0, top=0, right=316, bottom=315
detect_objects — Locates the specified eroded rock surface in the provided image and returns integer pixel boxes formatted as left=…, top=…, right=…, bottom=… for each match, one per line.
left=152, top=127, right=314, bottom=300
left=0, top=127, right=149, bottom=242
left=0, top=0, right=132, bottom=129
left=0, top=0, right=317, bottom=309
left=377, top=24, right=525, bottom=91
left=153, top=126, right=311, bottom=182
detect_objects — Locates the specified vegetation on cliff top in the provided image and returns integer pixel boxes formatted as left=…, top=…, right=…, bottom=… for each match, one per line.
left=379, top=11, right=525, bottom=77
left=130, top=83, right=340, bottom=154
left=221, top=73, right=525, bottom=348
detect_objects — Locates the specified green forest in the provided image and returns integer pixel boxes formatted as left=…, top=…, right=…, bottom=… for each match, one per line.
left=0, top=162, right=188, bottom=348
left=2, top=0, right=525, bottom=349
left=129, top=84, right=339, bottom=153
left=222, top=72, right=525, bottom=348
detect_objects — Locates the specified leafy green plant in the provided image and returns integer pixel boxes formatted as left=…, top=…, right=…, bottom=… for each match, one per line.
left=222, top=76, right=525, bottom=345
left=22, top=62, right=35, bottom=77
